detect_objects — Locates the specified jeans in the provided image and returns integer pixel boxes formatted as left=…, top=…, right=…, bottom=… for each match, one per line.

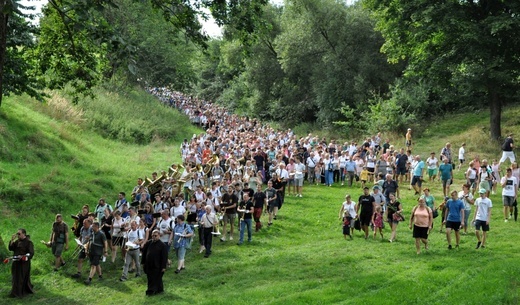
left=325, top=170, right=334, bottom=186
left=239, top=218, right=252, bottom=243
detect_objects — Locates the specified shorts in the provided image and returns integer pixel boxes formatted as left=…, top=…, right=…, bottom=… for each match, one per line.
left=406, top=140, right=411, bottom=147
left=223, top=213, right=236, bottom=223
left=428, top=168, right=438, bottom=176
left=459, top=159, right=465, bottom=164
left=367, top=168, right=375, bottom=174
left=479, top=180, right=490, bottom=192
left=411, top=176, right=422, bottom=187
left=52, top=243, right=64, bottom=257
left=295, top=178, right=303, bottom=187
left=287, top=179, right=295, bottom=186
left=468, top=179, right=476, bottom=189
left=396, top=167, right=407, bottom=175
left=89, top=254, right=101, bottom=266
left=79, top=249, right=87, bottom=260
left=503, top=196, right=515, bottom=207
left=175, top=247, right=187, bottom=260
left=474, top=220, right=489, bottom=231
left=446, top=221, right=461, bottom=231
left=342, top=225, right=350, bottom=235
left=387, top=215, right=399, bottom=224
left=442, top=179, right=451, bottom=188
left=412, top=225, right=429, bottom=239
left=112, top=235, right=125, bottom=247
left=359, top=213, right=372, bottom=226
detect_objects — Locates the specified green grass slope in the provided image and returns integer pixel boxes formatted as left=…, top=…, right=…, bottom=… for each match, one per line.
left=1, top=92, right=520, bottom=305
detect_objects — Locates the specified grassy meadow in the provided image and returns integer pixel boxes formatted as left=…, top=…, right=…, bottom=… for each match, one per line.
left=1, top=91, right=520, bottom=305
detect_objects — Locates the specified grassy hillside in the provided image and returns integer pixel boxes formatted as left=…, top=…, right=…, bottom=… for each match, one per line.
left=1, top=92, right=520, bottom=305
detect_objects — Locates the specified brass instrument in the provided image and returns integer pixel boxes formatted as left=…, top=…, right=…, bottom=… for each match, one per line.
left=203, top=155, right=219, bottom=175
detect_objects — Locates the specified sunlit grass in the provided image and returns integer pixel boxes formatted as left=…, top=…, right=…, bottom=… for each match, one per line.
left=1, top=93, right=520, bottom=304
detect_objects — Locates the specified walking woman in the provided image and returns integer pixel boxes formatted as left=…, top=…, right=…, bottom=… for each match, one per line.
left=385, top=193, right=403, bottom=243
left=409, top=198, right=433, bottom=254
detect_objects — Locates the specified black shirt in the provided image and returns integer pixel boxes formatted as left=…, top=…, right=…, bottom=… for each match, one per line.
left=221, top=193, right=238, bottom=214
left=358, top=195, right=375, bottom=215
left=253, top=191, right=266, bottom=209
left=503, top=137, right=514, bottom=152
left=239, top=200, right=254, bottom=219
left=396, top=154, right=408, bottom=169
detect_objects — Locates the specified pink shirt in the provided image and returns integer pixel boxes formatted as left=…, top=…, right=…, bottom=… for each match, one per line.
left=413, top=206, right=430, bottom=227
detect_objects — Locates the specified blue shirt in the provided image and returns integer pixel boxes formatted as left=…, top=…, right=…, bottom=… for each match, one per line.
left=173, top=223, right=194, bottom=249
left=413, top=161, right=425, bottom=177
left=446, top=199, right=464, bottom=222
left=345, top=160, right=356, bottom=172
left=439, top=163, right=452, bottom=180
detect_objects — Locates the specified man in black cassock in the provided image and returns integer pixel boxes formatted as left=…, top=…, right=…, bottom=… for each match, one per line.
left=141, top=229, right=168, bottom=296
left=8, top=228, right=35, bottom=298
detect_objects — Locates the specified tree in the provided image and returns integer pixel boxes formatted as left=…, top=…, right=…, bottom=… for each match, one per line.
left=0, top=0, right=40, bottom=106
left=364, top=0, right=520, bottom=140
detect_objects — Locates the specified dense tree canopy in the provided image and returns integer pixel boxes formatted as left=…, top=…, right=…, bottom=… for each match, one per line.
left=364, top=0, right=520, bottom=139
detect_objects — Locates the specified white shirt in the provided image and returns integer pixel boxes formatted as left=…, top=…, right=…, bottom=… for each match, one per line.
left=475, top=197, right=493, bottom=221
left=459, top=147, right=465, bottom=160
left=501, top=175, right=518, bottom=197
left=294, top=163, right=306, bottom=179
left=342, top=201, right=357, bottom=219
left=427, top=157, right=438, bottom=170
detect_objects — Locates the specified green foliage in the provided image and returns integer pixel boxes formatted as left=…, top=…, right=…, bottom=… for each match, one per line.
left=192, top=1, right=401, bottom=129
left=364, top=0, right=520, bottom=139
left=36, top=3, right=108, bottom=100
left=102, top=0, right=198, bottom=89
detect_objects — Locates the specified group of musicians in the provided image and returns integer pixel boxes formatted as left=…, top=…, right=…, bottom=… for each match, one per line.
left=5, top=88, right=333, bottom=298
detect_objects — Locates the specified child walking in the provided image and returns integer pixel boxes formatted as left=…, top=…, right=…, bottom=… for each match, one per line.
left=372, top=205, right=384, bottom=239
left=342, top=211, right=352, bottom=240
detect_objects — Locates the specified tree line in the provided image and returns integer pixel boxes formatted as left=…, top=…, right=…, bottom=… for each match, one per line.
left=1, top=0, right=519, bottom=140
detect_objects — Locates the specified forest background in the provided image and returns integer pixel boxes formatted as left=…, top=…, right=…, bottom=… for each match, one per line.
left=2, top=0, right=520, bottom=141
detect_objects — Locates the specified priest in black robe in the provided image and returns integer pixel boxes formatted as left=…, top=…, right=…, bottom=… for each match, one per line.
left=141, top=229, right=168, bottom=296
left=8, top=228, right=35, bottom=298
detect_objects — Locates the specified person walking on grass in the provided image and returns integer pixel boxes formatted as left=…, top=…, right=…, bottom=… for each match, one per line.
left=356, top=187, right=376, bottom=240
left=385, top=193, right=403, bottom=243
left=443, top=191, right=465, bottom=250
left=339, top=194, right=357, bottom=239
left=409, top=197, right=433, bottom=254
left=372, top=205, right=384, bottom=240
left=458, top=184, right=475, bottom=235
left=499, top=133, right=515, bottom=166
left=458, top=143, right=466, bottom=171
left=84, top=222, right=109, bottom=285
left=411, top=155, right=425, bottom=195
left=500, top=168, right=517, bottom=222
left=439, top=158, right=453, bottom=198
left=473, top=189, right=492, bottom=249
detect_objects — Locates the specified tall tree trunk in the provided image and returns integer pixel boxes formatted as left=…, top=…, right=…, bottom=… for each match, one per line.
left=489, top=88, right=501, bottom=141
left=0, top=0, right=7, bottom=107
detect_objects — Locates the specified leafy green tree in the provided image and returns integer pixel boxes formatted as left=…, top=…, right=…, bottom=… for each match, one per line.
left=364, top=0, right=520, bottom=140
left=0, top=0, right=41, bottom=106
left=274, top=0, right=400, bottom=127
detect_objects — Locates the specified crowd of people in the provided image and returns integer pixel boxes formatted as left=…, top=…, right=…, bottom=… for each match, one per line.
left=7, top=88, right=517, bottom=297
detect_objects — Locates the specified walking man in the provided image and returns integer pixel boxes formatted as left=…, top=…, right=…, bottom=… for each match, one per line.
left=443, top=191, right=465, bottom=250
left=473, top=189, right=492, bottom=249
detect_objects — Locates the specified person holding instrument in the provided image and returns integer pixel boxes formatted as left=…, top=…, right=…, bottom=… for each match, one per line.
left=8, top=228, right=35, bottom=298
left=237, top=193, right=254, bottom=245
left=49, top=214, right=69, bottom=272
